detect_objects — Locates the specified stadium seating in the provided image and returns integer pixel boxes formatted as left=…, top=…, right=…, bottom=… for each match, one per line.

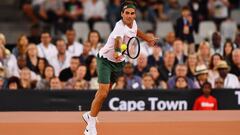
left=93, top=22, right=111, bottom=42
left=156, top=21, right=174, bottom=38
left=220, top=20, right=238, bottom=41
left=199, top=21, right=217, bottom=41
left=73, top=22, right=90, bottom=42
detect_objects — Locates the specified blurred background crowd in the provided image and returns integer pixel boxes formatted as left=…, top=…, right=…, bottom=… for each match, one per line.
left=0, top=0, right=239, bottom=90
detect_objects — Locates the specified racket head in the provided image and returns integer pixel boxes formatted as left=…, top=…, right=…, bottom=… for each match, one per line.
left=126, top=37, right=140, bottom=59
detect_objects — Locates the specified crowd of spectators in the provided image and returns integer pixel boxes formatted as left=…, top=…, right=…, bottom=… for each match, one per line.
left=0, top=0, right=240, bottom=90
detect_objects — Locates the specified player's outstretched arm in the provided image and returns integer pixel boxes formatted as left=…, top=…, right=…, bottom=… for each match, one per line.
left=137, top=29, right=156, bottom=46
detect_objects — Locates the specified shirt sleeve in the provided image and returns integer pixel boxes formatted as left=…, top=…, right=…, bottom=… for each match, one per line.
left=111, top=22, right=125, bottom=40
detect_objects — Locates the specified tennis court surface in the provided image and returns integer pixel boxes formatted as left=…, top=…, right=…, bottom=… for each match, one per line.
left=0, top=111, right=239, bottom=135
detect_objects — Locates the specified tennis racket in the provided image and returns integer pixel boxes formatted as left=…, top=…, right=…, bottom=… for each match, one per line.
left=122, top=37, right=140, bottom=59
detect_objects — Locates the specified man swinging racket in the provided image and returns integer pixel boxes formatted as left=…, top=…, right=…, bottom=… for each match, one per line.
left=82, top=1, right=156, bottom=134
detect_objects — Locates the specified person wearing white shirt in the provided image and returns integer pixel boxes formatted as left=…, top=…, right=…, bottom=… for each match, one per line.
left=37, top=32, right=58, bottom=62
left=216, top=60, right=240, bottom=88
left=65, top=28, right=83, bottom=56
left=49, top=39, right=71, bottom=77
left=83, top=0, right=107, bottom=29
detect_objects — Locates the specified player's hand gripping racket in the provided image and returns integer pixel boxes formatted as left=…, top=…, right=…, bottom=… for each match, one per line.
left=121, top=37, right=140, bottom=59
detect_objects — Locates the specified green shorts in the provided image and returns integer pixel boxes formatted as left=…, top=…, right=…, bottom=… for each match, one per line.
left=97, top=55, right=125, bottom=84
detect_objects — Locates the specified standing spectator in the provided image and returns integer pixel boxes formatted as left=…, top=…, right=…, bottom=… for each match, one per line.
left=26, top=43, right=39, bottom=73
left=50, top=77, right=62, bottom=90
left=186, top=53, right=198, bottom=80
left=123, top=62, right=141, bottom=90
left=230, top=49, right=240, bottom=80
left=64, top=0, right=84, bottom=26
left=162, top=32, right=176, bottom=52
left=208, top=0, right=230, bottom=30
left=134, top=53, right=149, bottom=77
left=88, top=30, right=103, bottom=56
left=193, top=82, right=218, bottom=110
left=173, top=39, right=188, bottom=64
left=175, top=76, right=188, bottom=90
left=175, top=6, right=194, bottom=44
left=168, top=64, right=196, bottom=89
left=197, top=41, right=212, bottom=66
left=83, top=0, right=107, bottom=30
left=188, top=0, right=206, bottom=32
left=107, top=0, right=121, bottom=29
left=12, top=35, right=29, bottom=58
left=194, top=64, right=209, bottom=88
left=223, top=39, right=234, bottom=65
left=141, top=73, right=155, bottom=90
left=80, top=41, right=92, bottom=64
left=148, top=66, right=167, bottom=89
left=50, top=39, right=71, bottom=76
left=59, top=56, right=80, bottom=82
left=36, top=65, right=55, bottom=89
left=65, top=28, right=83, bottom=56
left=211, top=32, right=223, bottom=55
left=216, top=60, right=240, bottom=88
left=159, top=51, right=176, bottom=82
left=208, top=53, right=223, bottom=87
left=37, top=32, right=58, bottom=63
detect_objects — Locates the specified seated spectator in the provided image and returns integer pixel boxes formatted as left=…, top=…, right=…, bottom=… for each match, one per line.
left=50, top=77, right=62, bottom=90
left=230, top=49, right=240, bottom=80
left=223, top=39, right=234, bottom=65
left=193, top=82, right=218, bottom=110
left=26, top=43, right=39, bottom=73
left=80, top=41, right=92, bottom=64
left=233, top=33, right=240, bottom=48
left=148, top=66, right=167, bottom=89
left=141, top=73, right=155, bottom=90
left=216, top=60, right=240, bottom=88
left=175, top=76, right=188, bottom=90
left=65, top=28, right=83, bottom=56
left=88, top=30, right=103, bottom=56
left=74, top=80, right=88, bottom=90
left=21, top=0, right=42, bottom=24
left=214, top=77, right=224, bottom=89
left=173, top=39, right=188, bottom=64
left=37, top=32, right=57, bottom=63
left=147, top=42, right=163, bottom=67
left=123, top=62, right=141, bottom=89
left=168, top=64, right=196, bottom=89
left=49, top=39, right=71, bottom=76
left=208, top=53, right=223, bottom=87
left=36, top=65, right=55, bottom=90
left=0, top=33, right=11, bottom=56
left=59, top=56, right=80, bottom=82
left=194, top=64, right=209, bottom=88
left=0, top=46, right=19, bottom=78
left=36, top=57, right=49, bottom=78
left=85, top=55, right=97, bottom=81
left=134, top=53, right=149, bottom=77
left=64, top=0, right=84, bottom=26
left=159, top=51, right=176, bottom=82
left=197, top=41, right=212, bottom=66
left=175, top=6, right=194, bottom=44
left=28, top=24, right=41, bottom=44
left=83, top=0, right=107, bottom=30
left=112, top=75, right=126, bottom=90
left=186, top=53, right=198, bottom=80
left=12, top=35, right=29, bottom=58
left=19, top=67, right=34, bottom=89
left=211, top=32, right=223, bottom=55
left=66, top=65, right=88, bottom=89
left=6, top=76, right=22, bottom=90
left=162, top=32, right=175, bottom=52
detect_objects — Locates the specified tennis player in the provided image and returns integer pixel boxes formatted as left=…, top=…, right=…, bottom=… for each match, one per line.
left=82, top=1, right=156, bottom=135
